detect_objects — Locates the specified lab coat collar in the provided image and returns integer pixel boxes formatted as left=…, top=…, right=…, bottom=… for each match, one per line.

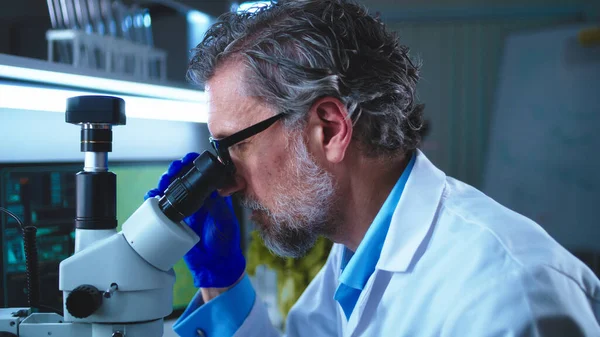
left=376, top=150, right=446, bottom=272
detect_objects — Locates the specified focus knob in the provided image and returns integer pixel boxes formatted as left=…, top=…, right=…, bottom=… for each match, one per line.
left=66, top=285, right=103, bottom=318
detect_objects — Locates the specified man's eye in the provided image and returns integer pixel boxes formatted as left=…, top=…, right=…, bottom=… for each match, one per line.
left=231, top=141, right=249, bottom=152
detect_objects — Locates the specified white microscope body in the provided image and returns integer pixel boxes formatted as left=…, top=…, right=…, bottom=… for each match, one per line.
left=2, top=198, right=199, bottom=337
left=0, top=95, right=228, bottom=337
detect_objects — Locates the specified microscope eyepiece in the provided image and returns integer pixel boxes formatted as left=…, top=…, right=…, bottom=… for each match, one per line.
left=158, top=151, right=231, bottom=222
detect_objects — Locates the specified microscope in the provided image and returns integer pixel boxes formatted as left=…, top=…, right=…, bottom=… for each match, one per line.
left=0, top=96, right=230, bottom=337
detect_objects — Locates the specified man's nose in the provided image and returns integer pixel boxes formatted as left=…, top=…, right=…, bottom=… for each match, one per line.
left=218, top=174, right=246, bottom=197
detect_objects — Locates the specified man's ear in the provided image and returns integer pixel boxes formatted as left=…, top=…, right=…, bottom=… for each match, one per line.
left=306, top=97, right=353, bottom=164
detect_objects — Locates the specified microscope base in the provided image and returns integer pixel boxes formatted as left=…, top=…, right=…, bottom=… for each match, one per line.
left=0, top=310, right=164, bottom=337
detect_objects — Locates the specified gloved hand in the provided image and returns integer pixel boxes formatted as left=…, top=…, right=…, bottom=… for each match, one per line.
left=144, top=152, right=246, bottom=288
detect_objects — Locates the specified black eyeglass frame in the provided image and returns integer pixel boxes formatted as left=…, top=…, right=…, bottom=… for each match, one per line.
left=209, top=113, right=285, bottom=171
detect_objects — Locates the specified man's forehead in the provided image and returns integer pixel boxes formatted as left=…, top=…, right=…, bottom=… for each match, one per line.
left=207, top=97, right=267, bottom=139
left=206, top=64, right=273, bottom=138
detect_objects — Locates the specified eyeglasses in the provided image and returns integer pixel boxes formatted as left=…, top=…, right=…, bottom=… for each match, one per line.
left=209, top=113, right=285, bottom=171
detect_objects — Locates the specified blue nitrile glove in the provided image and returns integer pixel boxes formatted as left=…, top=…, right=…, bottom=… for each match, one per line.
left=144, top=152, right=246, bottom=288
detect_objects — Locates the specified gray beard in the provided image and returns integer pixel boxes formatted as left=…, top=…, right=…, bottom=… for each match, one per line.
left=239, top=134, right=337, bottom=258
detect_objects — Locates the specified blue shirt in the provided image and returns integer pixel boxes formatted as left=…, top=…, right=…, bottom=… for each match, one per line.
left=173, top=152, right=416, bottom=335
left=334, top=152, right=416, bottom=319
left=173, top=275, right=255, bottom=336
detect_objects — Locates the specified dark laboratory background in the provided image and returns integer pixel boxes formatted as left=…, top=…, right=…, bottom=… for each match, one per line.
left=0, top=0, right=599, bottom=329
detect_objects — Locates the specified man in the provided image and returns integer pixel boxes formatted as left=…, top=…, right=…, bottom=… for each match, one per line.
left=146, top=0, right=600, bottom=336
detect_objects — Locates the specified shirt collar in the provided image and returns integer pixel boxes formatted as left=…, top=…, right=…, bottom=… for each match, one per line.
left=338, top=152, right=416, bottom=290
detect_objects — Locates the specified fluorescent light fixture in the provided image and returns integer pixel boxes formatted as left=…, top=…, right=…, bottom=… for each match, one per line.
left=236, top=1, right=272, bottom=13
left=0, top=54, right=209, bottom=123
left=0, top=63, right=206, bottom=102
left=0, top=83, right=208, bottom=123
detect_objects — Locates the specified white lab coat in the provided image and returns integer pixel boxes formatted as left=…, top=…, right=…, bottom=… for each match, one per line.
left=234, top=150, right=600, bottom=336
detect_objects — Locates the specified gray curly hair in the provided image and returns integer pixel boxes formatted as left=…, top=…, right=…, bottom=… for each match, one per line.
left=188, top=0, right=425, bottom=157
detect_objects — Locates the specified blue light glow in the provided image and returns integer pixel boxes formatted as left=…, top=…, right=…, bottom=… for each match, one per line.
left=187, top=10, right=211, bottom=25
left=236, top=1, right=272, bottom=13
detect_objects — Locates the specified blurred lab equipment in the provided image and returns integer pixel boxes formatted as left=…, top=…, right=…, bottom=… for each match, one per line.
left=45, top=0, right=166, bottom=81
left=0, top=95, right=231, bottom=337
left=100, top=0, right=118, bottom=37
left=247, top=231, right=332, bottom=327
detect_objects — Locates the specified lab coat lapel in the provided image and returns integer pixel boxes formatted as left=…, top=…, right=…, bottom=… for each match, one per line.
left=377, top=150, right=446, bottom=273
left=345, top=269, right=393, bottom=336
left=343, top=150, right=446, bottom=336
